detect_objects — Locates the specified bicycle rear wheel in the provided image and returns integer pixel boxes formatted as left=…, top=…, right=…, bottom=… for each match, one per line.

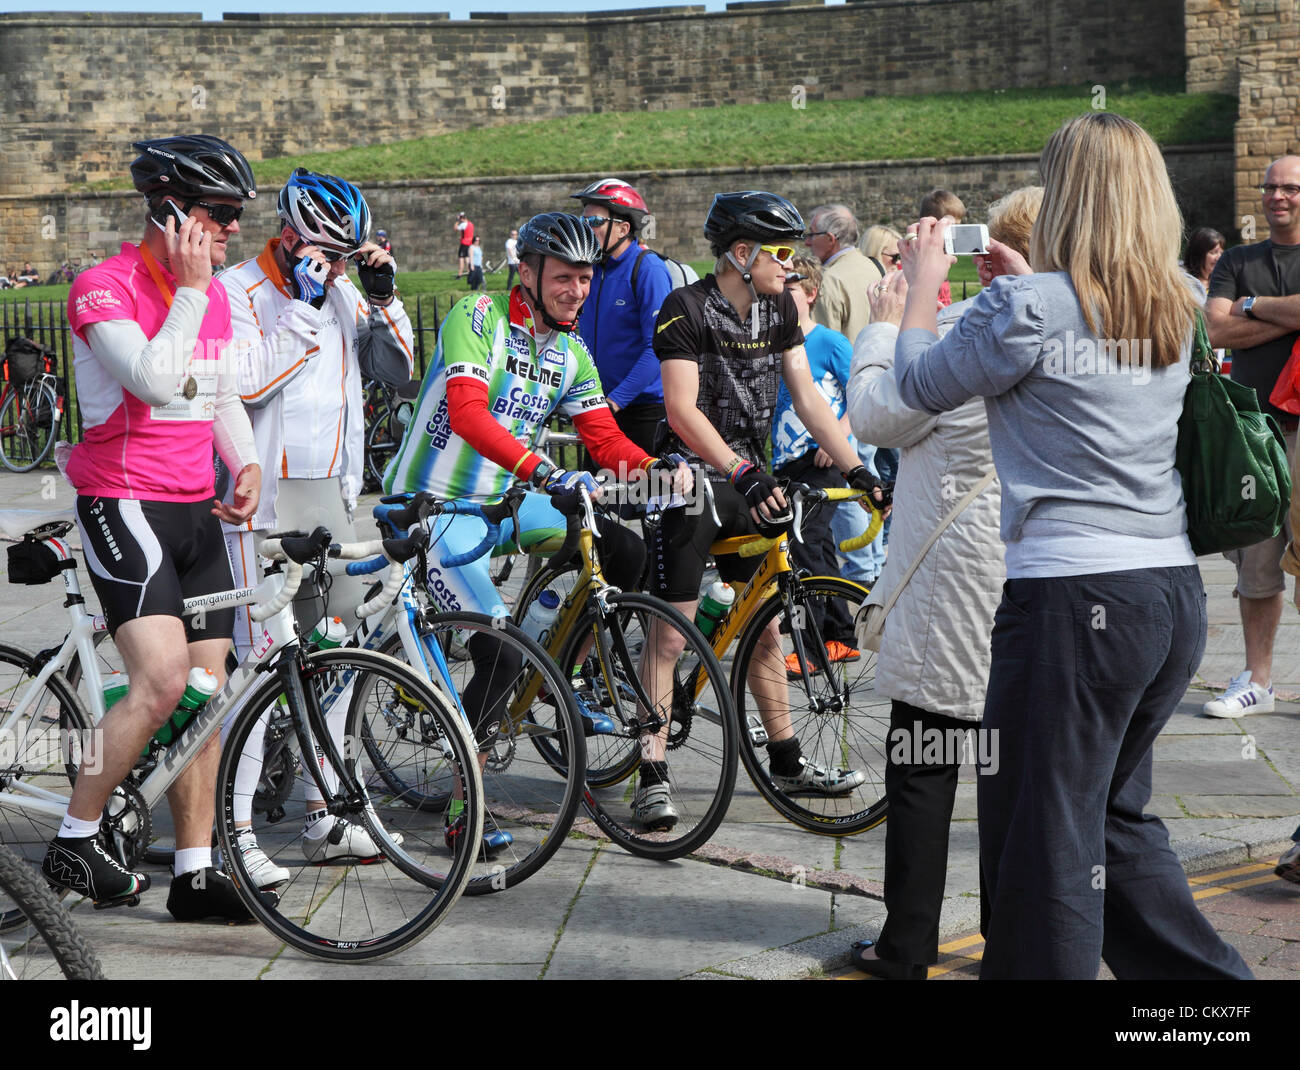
left=0, top=380, right=59, bottom=473
left=216, top=648, right=482, bottom=961
left=732, top=576, right=889, bottom=835
left=0, top=843, right=105, bottom=979
left=369, top=615, right=585, bottom=894
left=558, top=593, right=738, bottom=861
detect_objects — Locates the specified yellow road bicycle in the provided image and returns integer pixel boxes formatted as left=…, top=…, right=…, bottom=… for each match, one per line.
left=515, top=479, right=889, bottom=844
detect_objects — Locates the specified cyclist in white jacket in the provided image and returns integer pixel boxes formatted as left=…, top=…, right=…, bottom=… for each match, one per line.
left=218, top=170, right=414, bottom=886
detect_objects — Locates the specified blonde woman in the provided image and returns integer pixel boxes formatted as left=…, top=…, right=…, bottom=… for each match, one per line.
left=859, top=225, right=902, bottom=275
left=894, top=113, right=1250, bottom=980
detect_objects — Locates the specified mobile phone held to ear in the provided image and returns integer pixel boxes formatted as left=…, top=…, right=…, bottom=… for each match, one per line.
left=943, top=223, right=990, bottom=256
left=150, top=200, right=189, bottom=234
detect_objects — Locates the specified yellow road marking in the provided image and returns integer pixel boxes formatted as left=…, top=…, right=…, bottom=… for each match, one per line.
left=1188, top=862, right=1272, bottom=884
left=1192, top=873, right=1279, bottom=900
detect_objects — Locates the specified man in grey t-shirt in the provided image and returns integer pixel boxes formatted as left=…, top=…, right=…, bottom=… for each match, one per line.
left=1203, top=156, right=1300, bottom=718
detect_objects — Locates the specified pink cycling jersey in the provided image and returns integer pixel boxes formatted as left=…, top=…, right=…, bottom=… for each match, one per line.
left=65, top=242, right=232, bottom=502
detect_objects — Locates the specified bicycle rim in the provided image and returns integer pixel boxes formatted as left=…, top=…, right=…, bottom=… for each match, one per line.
left=733, top=577, right=889, bottom=835
left=563, top=593, right=738, bottom=861
left=216, top=648, right=482, bottom=961
left=373, top=615, right=585, bottom=894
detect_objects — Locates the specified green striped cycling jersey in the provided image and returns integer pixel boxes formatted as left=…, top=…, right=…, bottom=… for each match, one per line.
left=383, top=289, right=608, bottom=499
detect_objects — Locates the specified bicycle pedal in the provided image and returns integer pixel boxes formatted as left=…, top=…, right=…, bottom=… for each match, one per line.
left=92, top=892, right=142, bottom=910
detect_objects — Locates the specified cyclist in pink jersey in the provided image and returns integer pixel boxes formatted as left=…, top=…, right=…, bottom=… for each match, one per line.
left=45, top=135, right=275, bottom=923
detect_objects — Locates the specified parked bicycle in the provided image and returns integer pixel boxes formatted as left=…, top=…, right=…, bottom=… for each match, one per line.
left=362, top=377, right=420, bottom=492
left=0, top=337, right=62, bottom=472
left=515, top=478, right=890, bottom=838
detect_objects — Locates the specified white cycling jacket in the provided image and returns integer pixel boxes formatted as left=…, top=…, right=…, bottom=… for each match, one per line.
left=219, top=239, right=414, bottom=532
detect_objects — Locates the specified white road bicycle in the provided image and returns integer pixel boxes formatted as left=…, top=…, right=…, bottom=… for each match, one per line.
left=0, top=516, right=483, bottom=961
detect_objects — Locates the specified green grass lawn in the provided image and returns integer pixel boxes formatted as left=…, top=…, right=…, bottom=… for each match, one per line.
left=76, top=79, right=1231, bottom=192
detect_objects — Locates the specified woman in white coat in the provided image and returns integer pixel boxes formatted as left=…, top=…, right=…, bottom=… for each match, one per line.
left=840, top=188, right=1041, bottom=979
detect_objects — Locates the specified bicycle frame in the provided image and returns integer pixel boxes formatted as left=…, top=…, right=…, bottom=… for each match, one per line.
left=0, top=541, right=378, bottom=834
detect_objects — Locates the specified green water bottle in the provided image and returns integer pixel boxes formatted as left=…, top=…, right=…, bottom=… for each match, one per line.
left=309, top=615, right=347, bottom=649
left=694, top=581, right=735, bottom=640
left=150, top=667, right=219, bottom=749
left=101, top=670, right=129, bottom=711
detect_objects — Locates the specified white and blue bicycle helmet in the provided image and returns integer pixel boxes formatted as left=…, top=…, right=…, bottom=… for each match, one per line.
left=277, top=168, right=371, bottom=253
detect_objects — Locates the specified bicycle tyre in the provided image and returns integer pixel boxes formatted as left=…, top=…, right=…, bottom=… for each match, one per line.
left=0, top=642, right=94, bottom=928
left=365, top=405, right=402, bottom=492
left=731, top=576, right=889, bottom=836
left=369, top=615, right=585, bottom=894
left=0, top=843, right=106, bottom=979
left=558, top=592, right=738, bottom=861
left=0, top=379, right=59, bottom=472
left=215, top=648, right=482, bottom=961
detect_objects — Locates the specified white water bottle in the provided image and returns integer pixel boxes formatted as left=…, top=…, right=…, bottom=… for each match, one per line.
left=521, top=590, right=560, bottom=646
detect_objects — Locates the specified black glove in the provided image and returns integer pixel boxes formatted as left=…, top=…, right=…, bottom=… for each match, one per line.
left=843, top=465, right=891, bottom=507
left=732, top=466, right=792, bottom=530
left=358, top=259, right=396, bottom=301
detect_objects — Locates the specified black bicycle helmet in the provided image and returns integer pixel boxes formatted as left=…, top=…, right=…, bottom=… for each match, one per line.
left=130, top=135, right=257, bottom=203
left=517, top=212, right=604, bottom=267
left=515, top=213, right=602, bottom=334
left=703, top=191, right=804, bottom=256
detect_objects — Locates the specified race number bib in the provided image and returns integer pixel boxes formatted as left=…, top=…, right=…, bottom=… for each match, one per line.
left=151, top=373, right=217, bottom=422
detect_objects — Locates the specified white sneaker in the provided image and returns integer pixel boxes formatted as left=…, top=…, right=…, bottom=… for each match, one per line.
left=1201, top=671, right=1274, bottom=718
left=237, top=832, right=290, bottom=890
left=302, top=817, right=404, bottom=864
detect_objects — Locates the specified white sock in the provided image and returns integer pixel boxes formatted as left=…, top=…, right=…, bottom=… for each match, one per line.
left=303, top=808, right=332, bottom=841
left=174, top=847, right=211, bottom=876
left=58, top=814, right=101, bottom=839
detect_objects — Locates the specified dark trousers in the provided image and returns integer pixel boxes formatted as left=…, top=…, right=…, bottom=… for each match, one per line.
left=977, top=566, right=1252, bottom=979
left=876, top=699, right=969, bottom=966
left=506, top=264, right=519, bottom=289
left=774, top=449, right=853, bottom=645
left=613, top=402, right=667, bottom=457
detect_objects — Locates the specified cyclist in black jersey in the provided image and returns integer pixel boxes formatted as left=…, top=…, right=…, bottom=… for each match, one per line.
left=639, top=191, right=887, bottom=830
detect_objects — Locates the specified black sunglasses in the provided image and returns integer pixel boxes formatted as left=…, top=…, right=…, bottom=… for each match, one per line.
left=188, top=200, right=244, bottom=227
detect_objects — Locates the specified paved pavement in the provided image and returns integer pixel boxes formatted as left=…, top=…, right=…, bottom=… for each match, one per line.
left=4, top=466, right=1300, bottom=981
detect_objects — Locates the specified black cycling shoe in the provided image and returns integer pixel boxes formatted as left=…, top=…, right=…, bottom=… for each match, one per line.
left=42, top=835, right=151, bottom=907
left=166, top=866, right=279, bottom=924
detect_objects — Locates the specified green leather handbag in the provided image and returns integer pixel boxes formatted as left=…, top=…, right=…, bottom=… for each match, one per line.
left=1176, top=312, right=1291, bottom=556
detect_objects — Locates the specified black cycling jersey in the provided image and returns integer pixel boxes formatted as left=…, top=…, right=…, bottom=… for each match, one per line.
left=653, top=275, right=803, bottom=473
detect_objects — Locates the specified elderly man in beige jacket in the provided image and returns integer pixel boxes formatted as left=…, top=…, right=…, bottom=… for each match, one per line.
left=839, top=187, right=1042, bottom=980
left=805, top=204, right=884, bottom=343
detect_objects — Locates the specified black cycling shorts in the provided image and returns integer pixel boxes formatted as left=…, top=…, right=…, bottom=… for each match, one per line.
left=650, top=479, right=769, bottom=602
left=76, top=496, right=235, bottom=642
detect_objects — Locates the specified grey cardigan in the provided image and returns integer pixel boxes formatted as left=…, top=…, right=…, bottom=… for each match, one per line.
left=895, top=272, right=1191, bottom=545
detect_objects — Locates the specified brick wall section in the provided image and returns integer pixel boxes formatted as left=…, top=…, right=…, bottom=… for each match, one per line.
left=1230, top=0, right=1298, bottom=239
left=0, top=146, right=1232, bottom=276
left=0, top=0, right=1186, bottom=199
left=1186, top=0, right=1241, bottom=94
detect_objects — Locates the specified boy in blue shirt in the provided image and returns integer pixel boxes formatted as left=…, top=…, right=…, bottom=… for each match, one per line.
left=771, top=257, right=864, bottom=672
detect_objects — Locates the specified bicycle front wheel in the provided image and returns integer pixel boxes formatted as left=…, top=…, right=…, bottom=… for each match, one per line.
left=0, top=843, right=105, bottom=979
left=216, top=648, right=483, bottom=961
left=732, top=577, right=889, bottom=835
left=370, top=615, right=586, bottom=895
left=560, top=593, right=738, bottom=861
